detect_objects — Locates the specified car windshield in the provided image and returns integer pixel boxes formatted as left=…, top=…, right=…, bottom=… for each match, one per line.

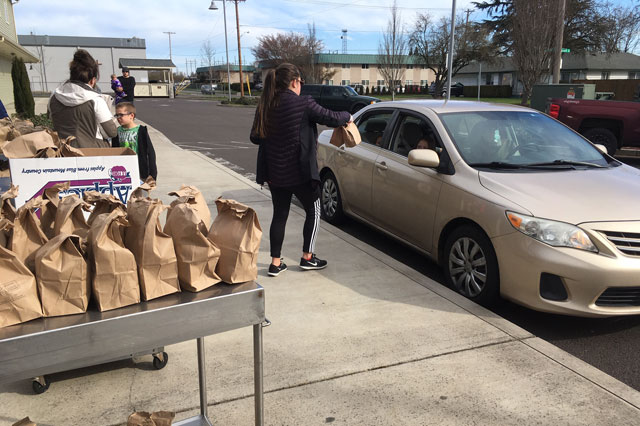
left=345, top=86, right=358, bottom=96
left=439, top=111, right=612, bottom=169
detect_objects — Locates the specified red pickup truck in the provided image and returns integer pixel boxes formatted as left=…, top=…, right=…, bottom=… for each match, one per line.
left=546, top=98, right=640, bottom=155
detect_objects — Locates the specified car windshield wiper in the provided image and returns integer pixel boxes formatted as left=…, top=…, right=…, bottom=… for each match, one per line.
left=525, top=160, right=606, bottom=168
left=467, top=162, right=526, bottom=169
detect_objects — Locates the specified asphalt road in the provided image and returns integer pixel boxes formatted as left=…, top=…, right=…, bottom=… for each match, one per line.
left=136, top=96, right=640, bottom=392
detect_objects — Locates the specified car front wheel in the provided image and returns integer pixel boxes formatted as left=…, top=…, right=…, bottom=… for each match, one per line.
left=320, top=171, right=345, bottom=225
left=444, top=225, right=500, bottom=306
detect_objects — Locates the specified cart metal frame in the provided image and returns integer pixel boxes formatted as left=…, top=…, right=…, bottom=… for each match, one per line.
left=0, top=282, right=266, bottom=426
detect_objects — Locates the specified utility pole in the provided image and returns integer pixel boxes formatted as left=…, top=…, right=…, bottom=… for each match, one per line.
left=231, top=0, right=246, bottom=97
left=552, top=0, right=566, bottom=84
left=163, top=31, right=176, bottom=61
left=446, top=0, right=457, bottom=100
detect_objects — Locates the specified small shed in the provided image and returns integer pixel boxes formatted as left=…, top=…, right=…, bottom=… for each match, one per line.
left=118, top=58, right=176, bottom=98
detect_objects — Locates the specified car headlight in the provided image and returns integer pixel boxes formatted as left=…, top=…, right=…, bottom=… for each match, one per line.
left=506, top=211, right=598, bottom=252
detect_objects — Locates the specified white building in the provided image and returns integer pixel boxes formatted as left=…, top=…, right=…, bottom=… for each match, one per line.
left=18, top=34, right=147, bottom=94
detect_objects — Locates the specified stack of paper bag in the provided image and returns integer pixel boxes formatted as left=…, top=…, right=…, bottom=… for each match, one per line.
left=0, top=245, right=42, bottom=328
left=83, top=191, right=125, bottom=226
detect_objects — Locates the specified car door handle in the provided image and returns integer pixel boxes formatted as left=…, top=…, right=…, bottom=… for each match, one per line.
left=376, top=161, right=388, bottom=171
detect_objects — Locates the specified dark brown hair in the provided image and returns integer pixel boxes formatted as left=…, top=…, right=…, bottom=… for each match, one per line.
left=252, top=63, right=301, bottom=138
left=69, top=49, right=99, bottom=84
left=116, top=102, right=136, bottom=117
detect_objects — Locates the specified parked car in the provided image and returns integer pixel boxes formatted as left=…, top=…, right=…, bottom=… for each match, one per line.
left=201, top=84, right=216, bottom=95
left=429, top=82, right=464, bottom=97
left=301, top=84, right=380, bottom=114
left=317, top=100, right=640, bottom=317
left=546, top=98, right=640, bottom=155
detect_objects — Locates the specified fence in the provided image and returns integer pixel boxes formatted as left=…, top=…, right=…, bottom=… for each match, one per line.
left=572, top=79, right=640, bottom=102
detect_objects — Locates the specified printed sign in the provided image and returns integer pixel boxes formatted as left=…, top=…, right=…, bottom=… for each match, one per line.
left=9, top=153, right=140, bottom=209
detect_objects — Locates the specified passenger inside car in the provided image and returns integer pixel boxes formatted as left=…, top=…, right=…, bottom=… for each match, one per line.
left=362, top=118, right=387, bottom=145
left=396, top=121, right=423, bottom=156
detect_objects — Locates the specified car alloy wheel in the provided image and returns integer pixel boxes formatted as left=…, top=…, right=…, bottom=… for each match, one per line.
left=320, top=171, right=344, bottom=224
left=444, top=225, right=500, bottom=305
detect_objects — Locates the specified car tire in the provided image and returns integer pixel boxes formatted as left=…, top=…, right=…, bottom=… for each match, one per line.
left=582, top=128, right=618, bottom=156
left=443, top=225, right=500, bottom=306
left=320, top=171, right=345, bottom=225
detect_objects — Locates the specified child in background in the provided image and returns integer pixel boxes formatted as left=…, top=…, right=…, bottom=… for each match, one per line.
left=111, top=74, right=127, bottom=104
left=111, top=102, right=157, bottom=180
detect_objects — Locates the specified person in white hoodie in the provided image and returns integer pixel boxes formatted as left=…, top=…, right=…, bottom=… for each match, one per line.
left=48, top=49, right=117, bottom=148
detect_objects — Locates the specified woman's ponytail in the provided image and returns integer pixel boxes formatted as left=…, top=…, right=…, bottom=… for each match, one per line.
left=252, top=63, right=301, bottom=139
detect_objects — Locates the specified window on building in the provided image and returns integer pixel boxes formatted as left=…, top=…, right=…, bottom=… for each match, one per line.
left=341, top=80, right=350, bottom=86
left=329, top=80, right=334, bottom=85
left=601, top=71, right=610, bottom=80
left=407, top=65, right=413, bottom=70
left=377, top=79, right=385, bottom=86
left=420, top=80, right=428, bottom=86
left=342, top=64, right=350, bottom=69
left=405, top=80, right=413, bottom=86
left=362, top=64, right=369, bottom=69
left=629, top=71, right=640, bottom=79
left=361, top=80, right=369, bottom=86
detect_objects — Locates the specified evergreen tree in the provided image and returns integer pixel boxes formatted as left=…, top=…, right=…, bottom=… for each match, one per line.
left=365, top=86, right=370, bottom=95
left=12, top=57, right=35, bottom=118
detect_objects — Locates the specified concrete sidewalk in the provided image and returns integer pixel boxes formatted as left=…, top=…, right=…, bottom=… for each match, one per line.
left=2, top=115, right=640, bottom=425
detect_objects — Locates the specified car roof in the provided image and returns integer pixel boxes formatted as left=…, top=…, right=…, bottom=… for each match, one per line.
left=370, top=99, right=535, bottom=114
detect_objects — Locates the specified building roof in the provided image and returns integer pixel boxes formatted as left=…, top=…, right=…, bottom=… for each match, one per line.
left=0, top=37, right=39, bottom=63
left=197, top=64, right=256, bottom=72
left=18, top=34, right=146, bottom=49
left=315, top=53, right=422, bottom=65
left=119, top=58, right=175, bottom=69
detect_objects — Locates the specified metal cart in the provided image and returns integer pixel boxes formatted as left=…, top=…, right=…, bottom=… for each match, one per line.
left=0, top=281, right=266, bottom=426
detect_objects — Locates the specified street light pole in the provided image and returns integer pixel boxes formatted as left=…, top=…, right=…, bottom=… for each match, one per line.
left=446, top=0, right=457, bottom=101
left=209, top=1, right=232, bottom=101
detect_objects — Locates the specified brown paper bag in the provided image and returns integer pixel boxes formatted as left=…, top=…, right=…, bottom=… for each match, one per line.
left=125, top=180, right=180, bottom=301
left=329, top=121, right=361, bottom=148
left=164, top=201, right=220, bottom=292
left=83, top=191, right=126, bottom=226
left=167, top=185, right=211, bottom=231
left=127, top=411, right=175, bottom=426
left=12, top=416, right=37, bottom=426
left=208, top=198, right=262, bottom=284
left=0, top=245, right=43, bottom=328
left=1, top=184, right=18, bottom=221
left=11, top=198, right=49, bottom=272
left=39, top=182, right=70, bottom=239
left=1, top=130, right=56, bottom=159
left=53, top=195, right=90, bottom=240
left=35, top=234, right=89, bottom=317
left=87, top=209, right=140, bottom=311
left=0, top=218, right=12, bottom=249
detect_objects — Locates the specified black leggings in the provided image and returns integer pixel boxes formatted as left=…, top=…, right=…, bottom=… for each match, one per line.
left=269, top=183, right=321, bottom=259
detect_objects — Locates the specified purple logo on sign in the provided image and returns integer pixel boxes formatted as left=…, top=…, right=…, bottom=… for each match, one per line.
left=109, top=165, right=130, bottom=182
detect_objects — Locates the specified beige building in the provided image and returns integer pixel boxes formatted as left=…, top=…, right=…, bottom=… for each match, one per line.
left=196, top=64, right=256, bottom=85
left=0, top=0, right=38, bottom=115
left=257, top=53, right=435, bottom=90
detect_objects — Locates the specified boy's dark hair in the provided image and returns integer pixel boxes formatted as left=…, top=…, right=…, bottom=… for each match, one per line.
left=116, top=102, right=136, bottom=118
left=69, top=49, right=99, bottom=84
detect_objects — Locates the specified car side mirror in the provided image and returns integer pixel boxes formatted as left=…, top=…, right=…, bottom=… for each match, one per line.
left=594, top=144, right=608, bottom=154
left=408, top=149, right=440, bottom=168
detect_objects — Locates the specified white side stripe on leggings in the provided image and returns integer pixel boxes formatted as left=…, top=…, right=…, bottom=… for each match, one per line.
left=309, top=198, right=321, bottom=253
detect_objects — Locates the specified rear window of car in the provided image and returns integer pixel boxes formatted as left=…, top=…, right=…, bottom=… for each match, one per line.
left=301, top=85, right=322, bottom=96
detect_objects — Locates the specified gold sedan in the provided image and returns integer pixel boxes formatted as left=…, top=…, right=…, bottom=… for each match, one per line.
left=317, top=100, right=640, bottom=317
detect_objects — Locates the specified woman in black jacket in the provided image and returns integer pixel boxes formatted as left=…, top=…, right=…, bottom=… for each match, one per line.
left=251, top=63, right=351, bottom=277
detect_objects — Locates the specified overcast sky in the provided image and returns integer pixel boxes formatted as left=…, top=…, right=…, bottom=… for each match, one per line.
left=13, top=0, right=637, bottom=74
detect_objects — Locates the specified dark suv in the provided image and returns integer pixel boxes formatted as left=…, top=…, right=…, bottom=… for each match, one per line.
left=301, top=84, right=380, bottom=113
left=429, top=82, right=464, bottom=97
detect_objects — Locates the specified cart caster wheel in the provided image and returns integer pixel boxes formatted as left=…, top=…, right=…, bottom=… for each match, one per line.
left=153, top=352, right=169, bottom=370
left=32, top=377, right=49, bottom=394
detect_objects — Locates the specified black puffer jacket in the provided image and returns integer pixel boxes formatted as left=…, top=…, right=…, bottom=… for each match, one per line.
left=250, top=90, right=350, bottom=187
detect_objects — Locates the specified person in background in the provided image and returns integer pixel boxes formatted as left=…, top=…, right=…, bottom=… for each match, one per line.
left=118, top=67, right=136, bottom=103
left=111, top=102, right=157, bottom=181
left=48, top=49, right=116, bottom=148
left=250, top=62, right=352, bottom=277
left=111, top=74, right=127, bottom=104
left=0, top=99, right=8, bottom=119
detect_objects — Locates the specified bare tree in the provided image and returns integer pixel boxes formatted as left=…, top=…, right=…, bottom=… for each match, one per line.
left=510, top=0, right=558, bottom=105
left=598, top=2, right=640, bottom=53
left=410, top=13, right=493, bottom=98
left=200, top=40, right=216, bottom=85
left=305, top=23, right=336, bottom=83
left=378, top=0, right=407, bottom=100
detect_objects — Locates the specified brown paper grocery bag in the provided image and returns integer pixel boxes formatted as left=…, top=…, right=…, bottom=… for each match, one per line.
left=39, top=182, right=70, bottom=239
left=87, top=209, right=140, bottom=311
left=12, top=416, right=37, bottom=426
left=35, top=234, right=89, bottom=317
left=167, top=185, right=211, bottom=231
left=0, top=218, right=12, bottom=249
left=0, top=245, right=43, bottom=328
left=53, top=195, right=90, bottom=240
left=125, top=180, right=180, bottom=301
left=329, top=121, right=361, bottom=148
left=1, top=184, right=18, bottom=221
left=208, top=198, right=262, bottom=284
left=83, top=191, right=126, bottom=227
left=164, top=201, right=220, bottom=292
left=127, top=411, right=175, bottom=426
left=1, top=130, right=56, bottom=158
left=11, top=197, right=49, bottom=272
